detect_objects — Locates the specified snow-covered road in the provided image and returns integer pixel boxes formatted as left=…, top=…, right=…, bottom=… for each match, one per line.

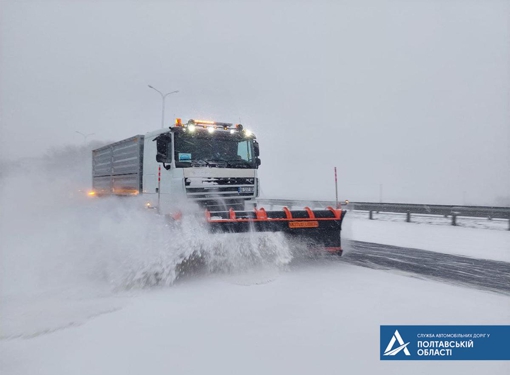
left=1, top=259, right=509, bottom=375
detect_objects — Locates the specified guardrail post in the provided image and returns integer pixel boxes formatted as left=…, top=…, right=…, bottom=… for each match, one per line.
left=406, top=211, right=411, bottom=223
left=452, top=214, right=457, bottom=226
left=369, top=210, right=373, bottom=220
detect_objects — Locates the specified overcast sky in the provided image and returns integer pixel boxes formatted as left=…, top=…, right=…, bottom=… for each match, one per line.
left=1, top=0, right=509, bottom=205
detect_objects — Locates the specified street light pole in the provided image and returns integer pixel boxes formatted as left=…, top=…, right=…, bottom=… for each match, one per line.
left=148, top=85, right=179, bottom=129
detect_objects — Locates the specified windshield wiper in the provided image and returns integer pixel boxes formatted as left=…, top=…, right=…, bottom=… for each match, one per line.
left=191, top=159, right=210, bottom=167
left=192, top=158, right=253, bottom=168
left=225, top=159, right=253, bottom=168
left=203, top=159, right=230, bottom=167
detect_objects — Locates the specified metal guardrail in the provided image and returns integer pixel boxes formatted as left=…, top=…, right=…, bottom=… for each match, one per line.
left=257, top=199, right=510, bottom=230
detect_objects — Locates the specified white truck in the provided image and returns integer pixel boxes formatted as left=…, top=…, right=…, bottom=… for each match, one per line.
left=92, top=119, right=345, bottom=254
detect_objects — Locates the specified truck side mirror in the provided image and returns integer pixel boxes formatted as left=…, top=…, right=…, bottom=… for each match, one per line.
left=254, top=141, right=260, bottom=157
left=156, top=153, right=171, bottom=170
left=256, top=158, right=261, bottom=166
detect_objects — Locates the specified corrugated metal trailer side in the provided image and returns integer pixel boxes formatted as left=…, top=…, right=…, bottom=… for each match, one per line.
left=92, top=135, right=144, bottom=195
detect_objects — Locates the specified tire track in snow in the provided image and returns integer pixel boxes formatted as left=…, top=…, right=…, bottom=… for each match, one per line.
left=342, top=241, right=510, bottom=295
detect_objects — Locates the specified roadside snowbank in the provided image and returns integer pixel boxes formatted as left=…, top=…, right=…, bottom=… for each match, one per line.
left=344, top=216, right=510, bottom=262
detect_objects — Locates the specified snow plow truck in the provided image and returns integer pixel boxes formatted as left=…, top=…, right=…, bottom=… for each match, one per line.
left=91, top=119, right=346, bottom=255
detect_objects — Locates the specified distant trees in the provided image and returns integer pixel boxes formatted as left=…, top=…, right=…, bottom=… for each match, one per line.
left=495, top=196, right=510, bottom=207
left=0, top=141, right=111, bottom=187
left=43, top=140, right=108, bottom=172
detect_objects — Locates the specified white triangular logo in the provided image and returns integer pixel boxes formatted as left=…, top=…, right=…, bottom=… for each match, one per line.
left=383, top=330, right=411, bottom=356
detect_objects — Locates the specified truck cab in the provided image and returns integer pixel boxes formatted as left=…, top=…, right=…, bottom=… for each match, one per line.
left=153, top=119, right=260, bottom=213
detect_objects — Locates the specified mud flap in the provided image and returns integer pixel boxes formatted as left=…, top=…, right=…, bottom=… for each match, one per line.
left=206, top=207, right=346, bottom=255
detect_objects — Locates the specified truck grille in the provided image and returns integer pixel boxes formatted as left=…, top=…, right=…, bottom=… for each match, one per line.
left=184, top=177, right=256, bottom=200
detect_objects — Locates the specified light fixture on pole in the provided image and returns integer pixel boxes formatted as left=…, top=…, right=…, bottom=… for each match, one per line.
left=148, top=85, right=179, bottom=129
left=76, top=131, right=95, bottom=143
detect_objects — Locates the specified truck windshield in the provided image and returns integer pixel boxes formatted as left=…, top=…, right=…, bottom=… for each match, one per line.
left=174, top=131, right=256, bottom=168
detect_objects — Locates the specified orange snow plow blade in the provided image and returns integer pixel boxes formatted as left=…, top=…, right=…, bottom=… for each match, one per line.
left=205, top=206, right=347, bottom=255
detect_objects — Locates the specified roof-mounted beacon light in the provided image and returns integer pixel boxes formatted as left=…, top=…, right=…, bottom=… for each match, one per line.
left=180, top=119, right=238, bottom=134
left=175, top=118, right=182, bottom=127
left=236, top=124, right=244, bottom=132
left=183, top=119, right=234, bottom=132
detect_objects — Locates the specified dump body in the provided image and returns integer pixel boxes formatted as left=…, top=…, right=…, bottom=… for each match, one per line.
left=92, top=135, right=144, bottom=195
